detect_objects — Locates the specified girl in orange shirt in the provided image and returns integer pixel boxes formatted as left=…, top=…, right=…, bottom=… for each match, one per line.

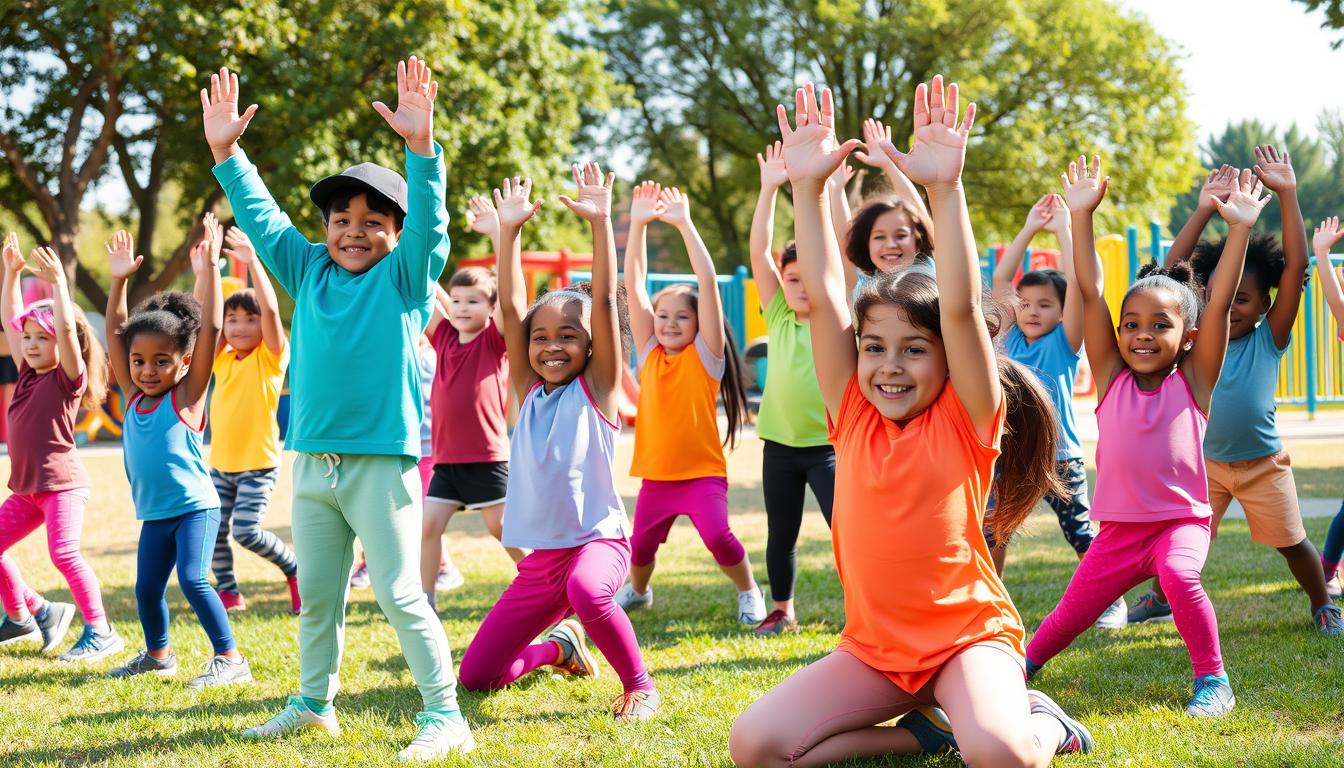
left=729, top=79, right=1093, bottom=767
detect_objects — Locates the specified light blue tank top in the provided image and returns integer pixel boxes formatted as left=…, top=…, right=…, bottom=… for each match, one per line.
left=123, top=390, right=221, bottom=521
left=501, top=376, right=629, bottom=550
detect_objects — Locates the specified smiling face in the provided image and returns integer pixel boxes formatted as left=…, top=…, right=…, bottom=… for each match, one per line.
left=1226, top=273, right=1270, bottom=341
left=1016, top=283, right=1064, bottom=341
left=223, top=307, right=261, bottom=354
left=324, top=192, right=400, bottom=273
left=867, top=209, right=921, bottom=274
left=21, top=319, right=58, bottom=372
left=779, top=261, right=811, bottom=317
left=1117, top=287, right=1194, bottom=377
left=449, top=285, right=494, bottom=337
left=128, top=331, right=190, bottom=397
left=856, top=303, right=948, bottom=422
left=527, top=300, right=591, bottom=390
left=652, top=290, right=698, bottom=353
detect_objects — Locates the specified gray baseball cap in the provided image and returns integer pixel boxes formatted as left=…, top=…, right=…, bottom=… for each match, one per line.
left=309, top=162, right=408, bottom=216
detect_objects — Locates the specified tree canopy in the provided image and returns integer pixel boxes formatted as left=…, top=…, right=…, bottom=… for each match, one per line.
left=1293, top=0, right=1344, bottom=47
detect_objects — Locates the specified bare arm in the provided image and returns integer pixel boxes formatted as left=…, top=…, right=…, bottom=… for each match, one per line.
left=624, top=181, right=662, bottom=351
left=750, top=142, right=789, bottom=307
left=0, top=233, right=23, bottom=359
left=1061, top=156, right=1125, bottom=399
left=1040, top=194, right=1083, bottom=352
left=1164, top=165, right=1236, bottom=267
left=1254, top=146, right=1306, bottom=348
left=992, top=196, right=1051, bottom=328
left=559, top=164, right=622, bottom=419
left=494, top=178, right=544, bottom=401
left=1313, top=217, right=1344, bottom=330
left=26, top=248, right=84, bottom=382
left=180, top=215, right=223, bottom=408
left=854, top=118, right=931, bottom=221
left=222, top=227, right=286, bottom=355
left=427, top=282, right=450, bottom=338
left=104, top=231, right=144, bottom=396
left=660, top=187, right=725, bottom=355
left=464, top=195, right=505, bottom=332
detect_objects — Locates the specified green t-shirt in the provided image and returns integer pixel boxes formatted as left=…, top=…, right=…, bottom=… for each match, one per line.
left=756, top=290, right=830, bottom=447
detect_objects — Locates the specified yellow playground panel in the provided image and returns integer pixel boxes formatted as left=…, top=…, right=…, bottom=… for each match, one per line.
left=1094, top=234, right=1129, bottom=327
left=744, top=279, right=766, bottom=342
left=1277, top=263, right=1344, bottom=409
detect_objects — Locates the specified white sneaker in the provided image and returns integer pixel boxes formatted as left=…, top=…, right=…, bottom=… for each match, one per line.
left=397, top=711, right=475, bottom=762
left=738, top=587, right=767, bottom=625
left=435, top=563, right=465, bottom=592
left=1094, top=597, right=1127, bottom=630
left=242, top=695, right=340, bottom=739
left=615, top=583, right=653, bottom=611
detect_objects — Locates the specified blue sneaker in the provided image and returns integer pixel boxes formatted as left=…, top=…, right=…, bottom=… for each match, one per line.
left=1027, top=690, right=1094, bottom=754
left=1315, top=604, right=1344, bottom=636
left=59, top=624, right=125, bottom=663
left=0, top=616, right=40, bottom=646
left=899, top=706, right=957, bottom=753
left=1127, top=591, right=1173, bottom=624
left=1186, top=674, right=1235, bottom=717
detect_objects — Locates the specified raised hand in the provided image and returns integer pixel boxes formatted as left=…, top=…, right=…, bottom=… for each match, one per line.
left=1314, top=216, right=1344, bottom=255
left=493, top=176, right=544, bottom=229
left=1197, top=164, right=1237, bottom=210
left=465, top=196, right=499, bottom=237
left=222, top=226, right=256, bottom=265
left=877, top=75, right=976, bottom=188
left=557, top=162, right=615, bottom=222
left=106, top=231, right=143, bottom=279
left=630, top=180, right=664, bottom=225
left=1060, top=154, right=1110, bottom=212
left=371, top=56, right=439, bottom=156
left=1023, top=194, right=1053, bottom=234
left=1252, top=145, right=1296, bottom=193
left=757, top=141, right=790, bottom=191
left=657, top=187, right=691, bottom=227
left=200, top=67, right=259, bottom=156
left=27, top=246, right=65, bottom=284
left=1042, top=194, right=1071, bottom=236
left=1212, top=168, right=1271, bottom=228
left=775, top=83, right=862, bottom=186
left=2, top=232, right=23, bottom=274
left=854, top=118, right=899, bottom=175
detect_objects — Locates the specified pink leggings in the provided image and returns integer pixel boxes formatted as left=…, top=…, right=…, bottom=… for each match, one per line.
left=631, top=477, right=745, bottom=568
left=0, top=555, right=44, bottom=616
left=458, top=537, right=653, bottom=694
left=1026, top=517, right=1224, bottom=677
left=0, top=489, right=105, bottom=624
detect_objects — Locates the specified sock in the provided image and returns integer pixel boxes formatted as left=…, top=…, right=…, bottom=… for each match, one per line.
left=1323, top=555, right=1339, bottom=576
left=1025, top=658, right=1043, bottom=678
left=33, top=601, right=49, bottom=622
left=426, top=707, right=465, bottom=724
left=738, top=588, right=757, bottom=597
left=1198, top=673, right=1230, bottom=685
left=302, top=696, right=334, bottom=716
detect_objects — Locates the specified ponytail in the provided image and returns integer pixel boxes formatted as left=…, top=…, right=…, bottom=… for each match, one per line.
left=72, top=307, right=108, bottom=410
left=719, top=322, right=747, bottom=448
left=985, top=357, right=1068, bottom=543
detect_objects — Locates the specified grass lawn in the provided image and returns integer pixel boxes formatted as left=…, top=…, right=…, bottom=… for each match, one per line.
left=2, top=438, right=1344, bottom=767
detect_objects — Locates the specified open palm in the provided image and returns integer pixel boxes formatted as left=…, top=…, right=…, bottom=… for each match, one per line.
left=1252, top=145, right=1295, bottom=193
left=200, top=68, right=258, bottom=152
left=630, top=181, right=664, bottom=225
left=372, top=57, right=438, bottom=147
left=777, top=84, right=860, bottom=185
left=106, top=231, right=143, bottom=279
left=757, top=142, right=790, bottom=190
left=558, top=163, right=614, bottom=222
left=1315, top=217, right=1344, bottom=255
left=880, top=77, right=974, bottom=188
left=2, top=232, right=23, bottom=273
left=657, top=188, right=690, bottom=226
left=27, top=247, right=64, bottom=284
left=494, top=177, right=543, bottom=229
left=1214, top=169, right=1270, bottom=227
left=1060, top=155, right=1109, bottom=212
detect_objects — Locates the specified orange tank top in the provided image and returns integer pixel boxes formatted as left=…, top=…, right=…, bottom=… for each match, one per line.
left=829, top=375, right=1023, bottom=693
left=631, top=336, right=727, bottom=480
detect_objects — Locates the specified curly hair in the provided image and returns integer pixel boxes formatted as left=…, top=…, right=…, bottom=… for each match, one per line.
left=844, top=198, right=934, bottom=275
left=1124, top=261, right=1204, bottom=330
left=523, top=281, right=634, bottom=361
left=1189, top=232, right=1285, bottom=298
left=120, top=291, right=202, bottom=354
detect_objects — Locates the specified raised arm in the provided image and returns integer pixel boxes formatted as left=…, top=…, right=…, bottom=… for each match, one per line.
left=1253, top=145, right=1306, bottom=348
left=427, top=282, right=450, bottom=339
left=104, top=231, right=145, bottom=396
left=1061, top=155, right=1125, bottom=398
left=1041, top=194, right=1083, bottom=352
left=464, top=195, right=506, bottom=331
left=624, top=180, right=663, bottom=350
left=659, top=187, right=725, bottom=355
left=181, top=214, right=223, bottom=408
left=1165, top=165, right=1237, bottom=267
left=1314, top=217, right=1344, bottom=328
left=558, top=163, right=621, bottom=419
left=1, top=233, right=24, bottom=358
left=992, top=195, right=1052, bottom=327
left=855, top=118, right=931, bottom=220
left=223, top=226, right=286, bottom=355
left=25, top=247, right=83, bottom=383
left=751, top=142, right=789, bottom=307
left=495, top=178, right=543, bottom=400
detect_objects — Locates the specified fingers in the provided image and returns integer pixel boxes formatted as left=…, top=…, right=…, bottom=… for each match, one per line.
left=912, top=82, right=929, bottom=129
left=819, top=85, right=834, bottom=128
left=878, top=139, right=908, bottom=170
left=775, top=103, right=794, bottom=138
left=960, top=101, right=976, bottom=136
left=372, top=101, right=395, bottom=125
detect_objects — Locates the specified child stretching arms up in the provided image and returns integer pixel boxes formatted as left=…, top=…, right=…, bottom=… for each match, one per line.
left=0, top=235, right=121, bottom=661
left=1309, top=216, right=1344, bottom=598
left=458, top=170, right=661, bottom=721
left=730, top=79, right=1092, bottom=767
left=616, top=180, right=765, bottom=624
left=1025, top=158, right=1268, bottom=717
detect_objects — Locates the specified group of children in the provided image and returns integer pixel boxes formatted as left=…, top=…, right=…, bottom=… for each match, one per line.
left=0, top=56, right=1341, bottom=765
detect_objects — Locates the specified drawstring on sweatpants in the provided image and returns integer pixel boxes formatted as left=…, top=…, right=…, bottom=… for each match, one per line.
left=314, top=453, right=341, bottom=489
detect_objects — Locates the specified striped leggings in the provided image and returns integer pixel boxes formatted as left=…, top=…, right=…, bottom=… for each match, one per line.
left=210, top=468, right=297, bottom=592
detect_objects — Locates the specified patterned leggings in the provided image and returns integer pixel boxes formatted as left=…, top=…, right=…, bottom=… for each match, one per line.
left=210, top=468, right=297, bottom=592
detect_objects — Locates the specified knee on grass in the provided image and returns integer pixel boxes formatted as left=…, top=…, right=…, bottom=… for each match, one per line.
left=956, top=727, right=1047, bottom=768
left=727, top=714, right=798, bottom=768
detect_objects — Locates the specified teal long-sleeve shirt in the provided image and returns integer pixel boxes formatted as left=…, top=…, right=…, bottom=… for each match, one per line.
left=212, top=146, right=450, bottom=458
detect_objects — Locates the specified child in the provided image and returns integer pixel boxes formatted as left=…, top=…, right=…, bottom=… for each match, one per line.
left=1024, top=158, right=1269, bottom=718
left=202, top=61, right=473, bottom=759
left=1313, top=216, right=1344, bottom=597
left=989, top=195, right=1126, bottom=629
left=746, top=141, right=837, bottom=636
left=615, top=180, right=764, bottom=624
left=104, top=221, right=253, bottom=688
left=458, top=169, right=661, bottom=721
left=0, top=235, right=122, bottom=661
left=207, top=226, right=300, bottom=615
left=731, top=79, right=1092, bottom=767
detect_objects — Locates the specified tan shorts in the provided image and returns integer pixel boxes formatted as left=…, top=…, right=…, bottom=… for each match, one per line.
left=1206, top=450, right=1306, bottom=548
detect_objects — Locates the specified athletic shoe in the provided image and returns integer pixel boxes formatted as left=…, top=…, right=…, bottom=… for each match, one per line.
left=737, top=587, right=767, bottom=625
left=615, top=583, right=653, bottom=611
left=218, top=590, right=246, bottom=613
left=1327, top=573, right=1341, bottom=600
left=397, top=711, right=475, bottom=762
left=242, top=695, right=341, bottom=739
left=612, top=688, right=661, bottom=721
left=435, top=563, right=465, bottom=592
left=35, top=601, right=75, bottom=652
left=1126, top=591, right=1173, bottom=624
left=59, top=624, right=125, bottom=663
left=0, top=616, right=39, bottom=646
left=187, top=654, right=254, bottom=689
left=1315, top=604, right=1344, bottom=636
left=1027, top=690, right=1094, bottom=754
left=108, top=649, right=178, bottom=678
left=547, top=619, right=598, bottom=678
left=753, top=609, right=799, bottom=636
left=1185, top=674, right=1236, bottom=717
left=286, top=576, right=301, bottom=615
left=349, top=563, right=370, bottom=589
left=899, top=706, right=958, bottom=754
left=1094, top=597, right=1128, bottom=630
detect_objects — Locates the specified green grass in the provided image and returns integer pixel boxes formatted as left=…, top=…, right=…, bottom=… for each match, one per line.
left=3, top=442, right=1344, bottom=767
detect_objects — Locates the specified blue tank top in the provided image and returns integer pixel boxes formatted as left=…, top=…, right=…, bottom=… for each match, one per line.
left=123, top=390, right=221, bottom=521
left=501, top=376, right=628, bottom=550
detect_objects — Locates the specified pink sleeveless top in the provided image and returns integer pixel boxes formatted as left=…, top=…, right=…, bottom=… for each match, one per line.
left=1091, top=369, right=1211, bottom=523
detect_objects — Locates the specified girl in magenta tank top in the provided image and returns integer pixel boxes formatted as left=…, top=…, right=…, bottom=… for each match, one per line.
left=1025, top=159, right=1271, bottom=718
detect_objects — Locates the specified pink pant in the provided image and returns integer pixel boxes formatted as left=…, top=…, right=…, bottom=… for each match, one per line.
left=459, top=537, right=653, bottom=694
left=0, top=554, right=44, bottom=617
left=631, top=477, right=745, bottom=568
left=0, top=489, right=105, bottom=624
left=1027, top=517, right=1224, bottom=677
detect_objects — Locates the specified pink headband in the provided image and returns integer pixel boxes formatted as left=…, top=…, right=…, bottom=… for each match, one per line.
left=11, top=300, right=56, bottom=338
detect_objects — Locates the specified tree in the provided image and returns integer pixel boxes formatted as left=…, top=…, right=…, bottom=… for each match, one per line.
left=1, top=0, right=616, bottom=306
left=1292, top=0, right=1344, bottom=47
left=595, top=0, right=1199, bottom=267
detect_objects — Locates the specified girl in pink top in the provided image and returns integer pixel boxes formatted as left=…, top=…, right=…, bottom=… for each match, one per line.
left=1025, top=159, right=1270, bottom=718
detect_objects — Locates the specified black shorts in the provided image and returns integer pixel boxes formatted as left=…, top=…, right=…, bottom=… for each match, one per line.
left=426, top=461, right=508, bottom=509
left=0, top=356, right=17, bottom=385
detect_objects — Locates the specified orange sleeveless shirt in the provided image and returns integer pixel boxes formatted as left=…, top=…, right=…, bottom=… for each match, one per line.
left=630, top=336, right=727, bottom=480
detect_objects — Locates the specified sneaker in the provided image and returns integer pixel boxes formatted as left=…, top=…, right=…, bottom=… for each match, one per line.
left=242, top=695, right=341, bottom=739
left=286, top=576, right=301, bottom=615
left=187, top=654, right=254, bottom=689
left=1185, top=674, right=1236, bottom=717
left=547, top=618, right=598, bottom=678
left=615, top=583, right=652, bottom=612
left=0, top=616, right=40, bottom=646
left=397, top=711, right=475, bottom=762
left=899, top=706, right=958, bottom=754
left=611, top=688, right=661, bottom=721
left=349, top=562, right=370, bottom=589
left=753, top=609, right=799, bottom=637
left=35, top=601, right=75, bottom=652
left=1315, top=604, right=1344, bottom=636
left=737, top=587, right=767, bottom=625
left=1327, top=573, right=1342, bottom=600
left=1094, top=597, right=1128, bottom=630
left=1126, top=591, right=1173, bottom=624
left=435, top=563, right=465, bottom=592
left=1027, top=690, right=1094, bottom=754
left=218, top=590, right=246, bottom=613
left=59, top=624, right=125, bottom=663
left=108, top=649, right=178, bottom=678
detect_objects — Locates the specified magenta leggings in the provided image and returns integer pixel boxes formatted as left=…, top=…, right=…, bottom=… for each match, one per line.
left=0, top=555, right=44, bottom=617
left=1026, top=517, right=1224, bottom=678
left=459, top=537, right=653, bottom=694
left=631, top=476, right=745, bottom=568
left=0, top=489, right=105, bottom=624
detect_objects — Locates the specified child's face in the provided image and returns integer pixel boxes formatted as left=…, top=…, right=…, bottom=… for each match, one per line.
left=129, top=332, right=190, bottom=397
left=1117, top=288, right=1193, bottom=375
left=1016, top=284, right=1064, bottom=341
left=779, top=262, right=810, bottom=316
left=20, top=320, right=58, bottom=373
left=528, top=301, right=591, bottom=390
left=868, top=209, right=920, bottom=274
left=1225, top=274, right=1270, bottom=341
left=324, top=193, right=399, bottom=274
left=223, top=307, right=261, bottom=353
left=856, top=303, right=948, bottom=422
left=653, top=293, right=697, bottom=353
left=448, top=285, right=494, bottom=336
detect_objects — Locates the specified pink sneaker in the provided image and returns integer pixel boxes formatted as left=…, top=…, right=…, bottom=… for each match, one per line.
left=286, top=575, right=301, bottom=615
left=218, top=590, right=246, bottom=613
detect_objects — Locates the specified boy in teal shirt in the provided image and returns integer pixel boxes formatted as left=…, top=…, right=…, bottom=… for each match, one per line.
left=201, top=59, right=473, bottom=760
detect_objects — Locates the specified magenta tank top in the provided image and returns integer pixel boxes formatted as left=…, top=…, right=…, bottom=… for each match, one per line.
left=1091, top=369, right=1211, bottom=523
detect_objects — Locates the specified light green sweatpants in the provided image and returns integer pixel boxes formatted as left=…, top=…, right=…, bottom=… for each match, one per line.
left=291, top=453, right=457, bottom=710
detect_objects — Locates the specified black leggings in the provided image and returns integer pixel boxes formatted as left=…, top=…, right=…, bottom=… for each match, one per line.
left=762, top=440, right=836, bottom=603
